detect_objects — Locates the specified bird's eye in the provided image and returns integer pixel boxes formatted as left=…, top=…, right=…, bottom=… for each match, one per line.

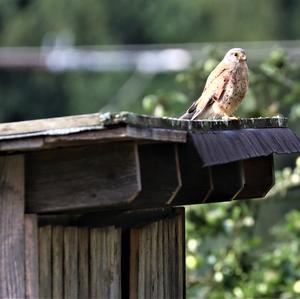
left=234, top=53, right=238, bottom=57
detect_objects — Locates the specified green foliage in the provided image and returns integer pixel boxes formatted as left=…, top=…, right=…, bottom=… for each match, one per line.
left=187, top=205, right=300, bottom=299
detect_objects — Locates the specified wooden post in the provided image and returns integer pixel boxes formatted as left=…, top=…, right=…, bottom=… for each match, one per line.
left=90, top=227, right=121, bottom=299
left=25, top=214, right=39, bottom=299
left=0, top=156, right=25, bottom=298
left=39, top=226, right=52, bottom=298
left=129, top=208, right=185, bottom=299
left=0, top=155, right=25, bottom=299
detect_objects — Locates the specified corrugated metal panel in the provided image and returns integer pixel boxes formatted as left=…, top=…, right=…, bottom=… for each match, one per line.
left=190, top=128, right=300, bottom=167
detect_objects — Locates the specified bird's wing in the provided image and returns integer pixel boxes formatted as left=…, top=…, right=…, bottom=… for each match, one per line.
left=179, top=101, right=198, bottom=119
left=191, top=63, right=232, bottom=119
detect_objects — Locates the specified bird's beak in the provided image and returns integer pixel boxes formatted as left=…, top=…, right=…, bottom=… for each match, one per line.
left=239, top=53, right=247, bottom=62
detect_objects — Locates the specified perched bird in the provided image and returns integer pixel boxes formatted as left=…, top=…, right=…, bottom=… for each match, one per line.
left=180, top=48, right=248, bottom=120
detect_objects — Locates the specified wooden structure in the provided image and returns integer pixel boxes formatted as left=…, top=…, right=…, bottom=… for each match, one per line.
left=0, top=111, right=299, bottom=299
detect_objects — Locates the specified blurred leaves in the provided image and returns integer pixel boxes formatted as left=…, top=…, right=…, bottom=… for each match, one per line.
left=187, top=203, right=300, bottom=299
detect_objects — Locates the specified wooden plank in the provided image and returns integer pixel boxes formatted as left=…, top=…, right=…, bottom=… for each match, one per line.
left=25, top=214, right=39, bottom=299
left=90, top=227, right=121, bottom=299
left=0, top=112, right=287, bottom=139
left=0, top=112, right=102, bottom=136
left=0, top=126, right=186, bottom=153
left=64, top=227, right=78, bottom=299
left=100, top=112, right=288, bottom=130
left=237, top=155, right=275, bottom=199
left=78, top=227, right=89, bottom=299
left=0, top=155, right=25, bottom=299
left=38, top=207, right=180, bottom=229
left=176, top=209, right=186, bottom=298
left=131, top=208, right=185, bottom=299
left=52, top=226, right=64, bottom=299
left=26, top=142, right=141, bottom=213
left=39, top=226, right=52, bottom=299
left=129, top=230, right=140, bottom=299
left=173, top=142, right=213, bottom=205
left=44, top=126, right=187, bottom=147
left=205, top=161, right=245, bottom=203
left=132, top=143, right=181, bottom=208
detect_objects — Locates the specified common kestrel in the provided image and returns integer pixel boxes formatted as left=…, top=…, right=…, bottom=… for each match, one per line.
left=180, top=48, right=248, bottom=120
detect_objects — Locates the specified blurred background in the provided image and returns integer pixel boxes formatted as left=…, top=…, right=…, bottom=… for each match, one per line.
left=2, top=0, right=300, bottom=298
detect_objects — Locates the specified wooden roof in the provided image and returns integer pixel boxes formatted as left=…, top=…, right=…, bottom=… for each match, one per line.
left=0, top=111, right=297, bottom=213
left=0, top=111, right=289, bottom=152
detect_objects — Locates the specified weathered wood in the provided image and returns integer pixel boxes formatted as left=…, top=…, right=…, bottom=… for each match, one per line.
left=100, top=112, right=288, bottom=131
left=39, top=225, right=52, bottom=299
left=39, top=207, right=178, bottom=229
left=132, top=143, right=181, bottom=208
left=130, top=208, right=185, bottom=299
left=237, top=155, right=275, bottom=199
left=129, top=229, right=140, bottom=299
left=78, top=227, right=89, bottom=299
left=26, top=142, right=141, bottom=213
left=0, top=112, right=102, bottom=136
left=205, top=161, right=245, bottom=203
left=25, top=214, right=39, bottom=299
left=64, top=227, right=78, bottom=299
left=0, top=112, right=287, bottom=139
left=90, top=227, right=121, bottom=299
left=173, top=142, right=212, bottom=205
left=0, top=155, right=25, bottom=299
left=52, top=226, right=64, bottom=299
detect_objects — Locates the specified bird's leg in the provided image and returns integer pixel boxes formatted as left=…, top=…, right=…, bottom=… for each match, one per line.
left=222, top=114, right=239, bottom=121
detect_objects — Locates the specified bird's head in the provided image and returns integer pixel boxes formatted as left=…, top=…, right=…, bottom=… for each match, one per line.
left=224, top=48, right=247, bottom=63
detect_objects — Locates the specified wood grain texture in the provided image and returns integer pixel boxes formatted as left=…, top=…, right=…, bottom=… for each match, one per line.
left=64, top=227, right=79, bottom=299
left=0, top=155, right=25, bottom=299
left=0, top=111, right=285, bottom=139
left=132, top=143, right=181, bottom=208
left=78, top=227, right=89, bottom=299
left=38, top=208, right=179, bottom=229
left=90, top=227, right=121, bottom=299
left=174, top=142, right=213, bottom=205
left=39, top=226, right=52, bottom=299
left=237, top=155, right=275, bottom=199
left=100, top=112, right=288, bottom=130
left=0, top=126, right=186, bottom=153
left=205, top=161, right=245, bottom=203
left=52, top=226, right=63, bottom=299
left=130, top=208, right=185, bottom=299
left=26, top=142, right=141, bottom=213
left=0, top=112, right=102, bottom=136
left=25, top=214, right=39, bottom=299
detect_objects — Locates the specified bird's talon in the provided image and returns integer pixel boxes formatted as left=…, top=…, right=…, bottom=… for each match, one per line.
left=222, top=115, right=238, bottom=121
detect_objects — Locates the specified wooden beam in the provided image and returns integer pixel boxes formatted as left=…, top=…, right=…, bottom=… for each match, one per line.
left=26, top=142, right=141, bottom=213
left=205, top=161, right=245, bottom=203
left=0, top=155, right=25, bottom=299
left=90, top=227, right=121, bottom=298
left=237, top=155, right=275, bottom=199
left=38, top=207, right=178, bottom=229
left=0, top=112, right=287, bottom=138
left=52, top=226, right=63, bottom=299
left=131, top=143, right=181, bottom=208
left=78, top=227, right=89, bottom=299
left=39, top=226, right=52, bottom=299
left=25, top=214, right=39, bottom=299
left=64, top=227, right=79, bottom=299
left=173, top=142, right=212, bottom=205
left=128, top=208, right=185, bottom=299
